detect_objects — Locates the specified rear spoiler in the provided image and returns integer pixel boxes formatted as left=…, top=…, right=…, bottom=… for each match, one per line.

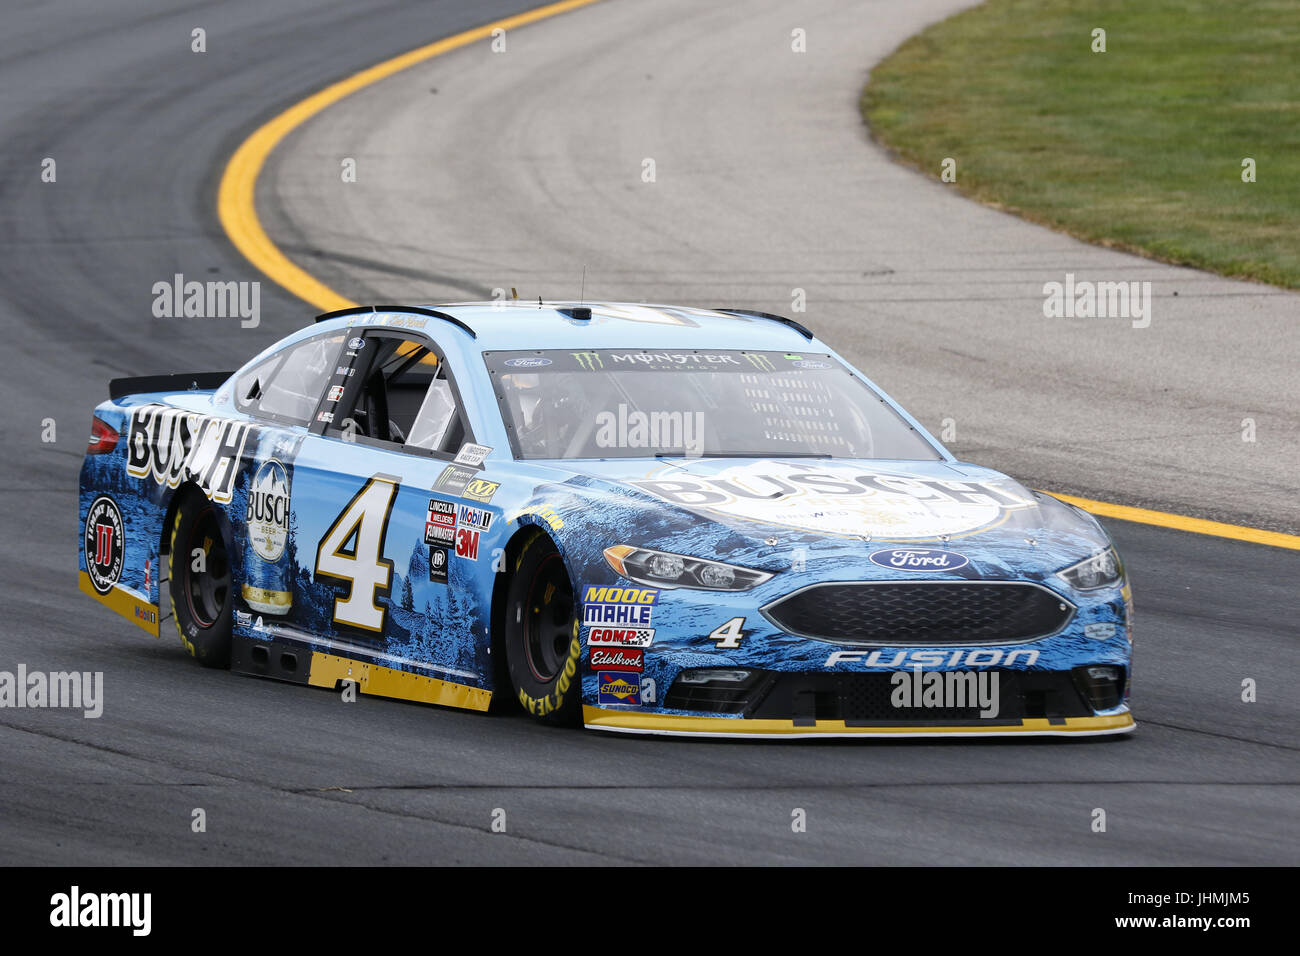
left=109, top=371, right=233, bottom=401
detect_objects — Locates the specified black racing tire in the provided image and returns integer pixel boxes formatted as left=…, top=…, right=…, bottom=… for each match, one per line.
left=504, top=530, right=581, bottom=725
left=168, top=490, right=233, bottom=668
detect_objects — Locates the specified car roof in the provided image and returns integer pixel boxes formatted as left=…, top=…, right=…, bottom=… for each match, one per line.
left=312, top=302, right=820, bottom=353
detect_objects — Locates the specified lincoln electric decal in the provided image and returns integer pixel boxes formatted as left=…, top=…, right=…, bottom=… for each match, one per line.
left=628, top=460, right=1035, bottom=539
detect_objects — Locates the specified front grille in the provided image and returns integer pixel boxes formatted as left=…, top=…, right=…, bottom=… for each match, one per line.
left=762, top=581, right=1073, bottom=645
left=746, top=670, right=1095, bottom=723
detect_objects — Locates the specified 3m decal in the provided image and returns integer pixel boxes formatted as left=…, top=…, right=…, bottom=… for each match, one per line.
left=707, top=616, right=746, bottom=649
left=424, top=499, right=457, bottom=546
left=125, top=404, right=250, bottom=503
left=83, top=496, right=124, bottom=595
left=455, top=527, right=480, bottom=561
left=586, top=626, right=655, bottom=648
left=868, top=548, right=969, bottom=572
left=315, top=475, right=398, bottom=633
left=629, top=462, right=1035, bottom=539
left=598, top=672, right=641, bottom=705
left=589, top=647, right=643, bottom=672
left=453, top=442, right=492, bottom=468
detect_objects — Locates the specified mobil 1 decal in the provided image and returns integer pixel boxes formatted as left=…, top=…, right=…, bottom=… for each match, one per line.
left=126, top=404, right=251, bottom=503
left=628, top=460, right=1035, bottom=538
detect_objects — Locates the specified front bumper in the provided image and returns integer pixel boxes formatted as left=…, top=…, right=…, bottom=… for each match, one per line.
left=583, top=707, right=1134, bottom=738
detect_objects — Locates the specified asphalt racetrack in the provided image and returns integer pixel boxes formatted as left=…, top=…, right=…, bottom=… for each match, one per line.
left=1, top=0, right=1296, bottom=864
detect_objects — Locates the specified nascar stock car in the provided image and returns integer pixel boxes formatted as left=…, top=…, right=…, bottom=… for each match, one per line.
left=79, top=302, right=1134, bottom=737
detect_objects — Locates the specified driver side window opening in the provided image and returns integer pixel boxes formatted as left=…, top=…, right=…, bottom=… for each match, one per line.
left=329, top=334, right=469, bottom=455
left=235, top=332, right=344, bottom=427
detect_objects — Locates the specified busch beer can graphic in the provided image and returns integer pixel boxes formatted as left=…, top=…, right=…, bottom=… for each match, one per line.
left=242, top=454, right=292, bottom=615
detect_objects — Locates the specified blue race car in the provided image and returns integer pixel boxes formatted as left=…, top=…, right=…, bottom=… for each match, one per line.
left=79, top=302, right=1133, bottom=737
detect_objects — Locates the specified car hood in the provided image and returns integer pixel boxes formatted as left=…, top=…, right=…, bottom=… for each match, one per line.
left=523, top=457, right=1109, bottom=583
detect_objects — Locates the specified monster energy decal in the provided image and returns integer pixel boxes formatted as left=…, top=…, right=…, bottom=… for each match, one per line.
left=487, top=350, right=840, bottom=374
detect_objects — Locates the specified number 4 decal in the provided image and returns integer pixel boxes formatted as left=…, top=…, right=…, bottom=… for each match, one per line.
left=708, top=617, right=746, bottom=649
left=316, top=475, right=399, bottom=633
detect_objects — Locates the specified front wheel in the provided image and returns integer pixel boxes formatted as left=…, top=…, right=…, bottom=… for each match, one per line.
left=168, top=490, right=233, bottom=668
left=504, top=532, right=581, bottom=724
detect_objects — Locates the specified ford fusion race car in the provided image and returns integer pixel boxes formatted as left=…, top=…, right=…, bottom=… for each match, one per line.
left=79, top=302, right=1133, bottom=737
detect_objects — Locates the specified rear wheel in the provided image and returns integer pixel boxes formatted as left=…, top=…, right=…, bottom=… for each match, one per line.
left=168, top=491, right=233, bottom=668
left=505, top=532, right=581, bottom=724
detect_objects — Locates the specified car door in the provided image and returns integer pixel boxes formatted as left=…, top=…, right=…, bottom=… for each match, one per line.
left=280, top=326, right=496, bottom=692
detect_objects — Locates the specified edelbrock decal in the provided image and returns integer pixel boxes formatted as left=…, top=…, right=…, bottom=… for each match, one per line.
left=868, top=548, right=969, bottom=571
left=629, top=461, right=1034, bottom=538
left=125, top=404, right=250, bottom=504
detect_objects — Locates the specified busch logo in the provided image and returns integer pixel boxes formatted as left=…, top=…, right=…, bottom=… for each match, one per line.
left=126, top=405, right=250, bottom=503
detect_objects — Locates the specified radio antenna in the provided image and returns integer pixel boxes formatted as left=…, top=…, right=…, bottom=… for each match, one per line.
left=579, top=265, right=587, bottom=306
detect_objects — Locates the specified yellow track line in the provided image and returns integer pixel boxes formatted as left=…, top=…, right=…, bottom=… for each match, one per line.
left=1044, top=491, right=1300, bottom=551
left=214, top=0, right=1300, bottom=554
left=217, top=0, right=606, bottom=312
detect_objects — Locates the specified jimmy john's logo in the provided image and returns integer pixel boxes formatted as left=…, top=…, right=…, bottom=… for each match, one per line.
left=83, top=496, right=124, bottom=595
left=629, top=461, right=1034, bottom=539
left=126, top=405, right=250, bottom=503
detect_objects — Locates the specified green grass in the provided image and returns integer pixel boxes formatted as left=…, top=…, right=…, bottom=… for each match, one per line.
left=862, top=0, right=1300, bottom=287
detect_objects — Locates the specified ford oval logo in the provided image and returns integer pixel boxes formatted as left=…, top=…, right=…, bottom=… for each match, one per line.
left=347, top=337, right=365, bottom=350
left=504, top=357, right=553, bottom=368
left=869, top=548, right=969, bottom=571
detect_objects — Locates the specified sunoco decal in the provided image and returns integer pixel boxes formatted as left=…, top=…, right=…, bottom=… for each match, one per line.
left=125, top=404, right=250, bottom=503
left=629, top=461, right=1034, bottom=538
left=598, top=672, right=641, bottom=705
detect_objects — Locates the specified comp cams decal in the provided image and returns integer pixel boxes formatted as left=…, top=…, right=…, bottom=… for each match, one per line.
left=586, top=626, right=655, bottom=648
left=125, top=404, right=250, bottom=503
left=83, top=495, right=124, bottom=594
left=629, top=461, right=1035, bottom=538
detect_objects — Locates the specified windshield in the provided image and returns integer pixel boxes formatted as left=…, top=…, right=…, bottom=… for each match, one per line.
left=484, top=349, right=941, bottom=461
